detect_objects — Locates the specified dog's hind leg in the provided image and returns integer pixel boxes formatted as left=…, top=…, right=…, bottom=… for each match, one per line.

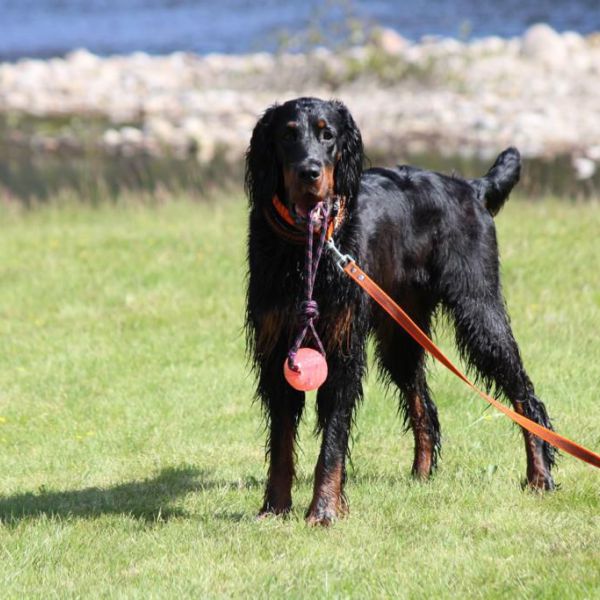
left=306, top=348, right=366, bottom=526
left=375, top=305, right=441, bottom=479
left=445, top=292, right=556, bottom=490
left=256, top=361, right=305, bottom=517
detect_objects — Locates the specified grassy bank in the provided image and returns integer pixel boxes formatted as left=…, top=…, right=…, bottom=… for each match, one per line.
left=0, top=196, right=599, bottom=598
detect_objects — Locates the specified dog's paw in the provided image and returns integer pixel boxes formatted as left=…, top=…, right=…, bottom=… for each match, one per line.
left=305, top=495, right=348, bottom=526
left=305, top=508, right=337, bottom=527
left=411, top=465, right=433, bottom=482
left=524, top=471, right=556, bottom=492
left=256, top=502, right=291, bottom=520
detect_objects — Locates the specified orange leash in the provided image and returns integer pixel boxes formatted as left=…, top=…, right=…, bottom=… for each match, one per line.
left=328, top=241, right=600, bottom=470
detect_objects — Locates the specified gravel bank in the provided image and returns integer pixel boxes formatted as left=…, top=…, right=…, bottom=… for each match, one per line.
left=1, top=24, right=599, bottom=179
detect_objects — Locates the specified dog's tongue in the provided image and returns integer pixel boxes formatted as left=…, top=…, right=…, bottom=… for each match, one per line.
left=295, top=198, right=322, bottom=220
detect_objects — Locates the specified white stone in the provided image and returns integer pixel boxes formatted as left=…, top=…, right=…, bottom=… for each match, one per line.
left=373, top=27, right=410, bottom=56
left=586, top=145, right=600, bottom=161
left=572, top=156, right=596, bottom=180
left=102, top=129, right=121, bottom=147
left=144, top=117, right=177, bottom=143
left=521, top=24, right=568, bottom=67
left=472, top=36, right=506, bottom=54
left=119, top=126, right=144, bottom=145
left=66, top=48, right=101, bottom=70
left=181, top=116, right=205, bottom=140
left=562, top=31, right=586, bottom=52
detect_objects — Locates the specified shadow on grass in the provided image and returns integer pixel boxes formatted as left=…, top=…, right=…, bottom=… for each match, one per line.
left=0, top=465, right=264, bottom=526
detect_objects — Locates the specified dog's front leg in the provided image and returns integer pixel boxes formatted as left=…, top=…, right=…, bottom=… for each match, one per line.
left=257, top=370, right=305, bottom=517
left=306, top=351, right=365, bottom=526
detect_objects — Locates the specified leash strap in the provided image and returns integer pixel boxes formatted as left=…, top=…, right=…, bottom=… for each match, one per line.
left=328, top=243, right=600, bottom=470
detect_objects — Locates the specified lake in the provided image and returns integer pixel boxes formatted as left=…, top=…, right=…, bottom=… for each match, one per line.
left=1, top=0, right=599, bottom=61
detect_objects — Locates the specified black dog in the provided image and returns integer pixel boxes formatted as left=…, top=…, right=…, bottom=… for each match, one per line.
left=245, top=97, right=555, bottom=525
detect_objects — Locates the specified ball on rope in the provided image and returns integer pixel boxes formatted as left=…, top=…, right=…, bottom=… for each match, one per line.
left=283, top=347, right=328, bottom=391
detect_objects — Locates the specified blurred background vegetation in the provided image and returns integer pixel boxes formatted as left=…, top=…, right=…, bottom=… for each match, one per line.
left=1, top=0, right=599, bottom=203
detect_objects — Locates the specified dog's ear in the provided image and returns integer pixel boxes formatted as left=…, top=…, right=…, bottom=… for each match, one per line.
left=333, top=101, right=364, bottom=202
left=245, top=104, right=280, bottom=208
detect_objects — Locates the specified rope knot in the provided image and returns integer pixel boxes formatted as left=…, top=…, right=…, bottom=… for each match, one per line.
left=298, top=300, right=320, bottom=325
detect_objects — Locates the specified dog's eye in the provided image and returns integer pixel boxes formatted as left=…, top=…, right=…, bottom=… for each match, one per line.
left=321, top=129, right=334, bottom=142
left=282, top=128, right=298, bottom=142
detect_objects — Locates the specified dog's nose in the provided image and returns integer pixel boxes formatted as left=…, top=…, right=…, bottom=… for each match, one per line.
left=298, top=163, right=322, bottom=183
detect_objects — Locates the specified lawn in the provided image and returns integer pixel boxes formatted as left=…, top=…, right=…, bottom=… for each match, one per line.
left=0, top=195, right=599, bottom=598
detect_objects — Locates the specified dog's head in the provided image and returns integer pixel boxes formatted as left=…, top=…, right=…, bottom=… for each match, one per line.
left=245, top=97, right=364, bottom=218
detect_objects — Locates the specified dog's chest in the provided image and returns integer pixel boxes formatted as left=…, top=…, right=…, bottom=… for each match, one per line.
left=254, top=252, right=360, bottom=357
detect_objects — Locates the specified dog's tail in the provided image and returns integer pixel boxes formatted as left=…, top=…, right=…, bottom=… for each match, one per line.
left=471, top=147, right=521, bottom=216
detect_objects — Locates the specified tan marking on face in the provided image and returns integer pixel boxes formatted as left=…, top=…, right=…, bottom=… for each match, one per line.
left=283, top=166, right=296, bottom=194
left=317, top=119, right=327, bottom=129
left=321, top=164, right=335, bottom=196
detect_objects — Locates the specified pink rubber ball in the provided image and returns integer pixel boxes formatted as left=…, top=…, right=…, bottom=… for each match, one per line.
left=283, top=347, right=328, bottom=391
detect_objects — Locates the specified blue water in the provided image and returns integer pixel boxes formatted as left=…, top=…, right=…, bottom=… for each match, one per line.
left=1, top=0, right=599, bottom=60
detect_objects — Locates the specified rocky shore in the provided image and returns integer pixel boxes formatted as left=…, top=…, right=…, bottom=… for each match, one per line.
left=1, top=24, right=599, bottom=181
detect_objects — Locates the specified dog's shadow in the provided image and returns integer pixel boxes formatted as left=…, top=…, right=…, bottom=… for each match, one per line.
left=0, top=466, right=263, bottom=526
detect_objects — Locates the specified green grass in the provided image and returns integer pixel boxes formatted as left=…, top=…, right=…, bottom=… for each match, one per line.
left=0, top=196, right=599, bottom=598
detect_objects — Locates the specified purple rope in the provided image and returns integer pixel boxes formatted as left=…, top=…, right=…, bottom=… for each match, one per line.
left=287, top=202, right=331, bottom=372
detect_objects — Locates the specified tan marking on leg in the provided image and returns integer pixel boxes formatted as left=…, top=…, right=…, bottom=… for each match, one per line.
left=260, top=418, right=296, bottom=516
left=306, top=459, right=346, bottom=526
left=408, top=393, right=434, bottom=479
left=513, top=401, right=552, bottom=490
left=324, top=306, right=353, bottom=355
left=256, top=310, right=286, bottom=359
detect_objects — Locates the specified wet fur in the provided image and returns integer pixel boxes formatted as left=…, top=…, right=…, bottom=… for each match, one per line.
left=245, top=97, right=556, bottom=526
